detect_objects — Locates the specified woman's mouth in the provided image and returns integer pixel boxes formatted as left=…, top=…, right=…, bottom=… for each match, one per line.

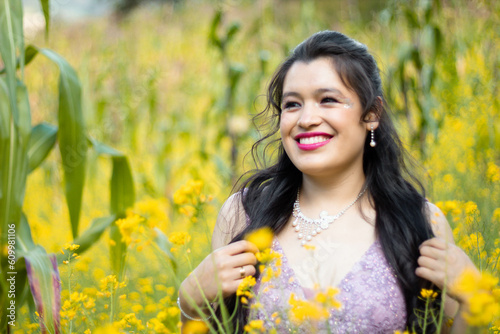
left=295, top=133, right=333, bottom=151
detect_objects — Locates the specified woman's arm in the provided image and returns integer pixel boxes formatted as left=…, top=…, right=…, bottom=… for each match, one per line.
left=178, top=193, right=257, bottom=325
left=416, top=202, right=479, bottom=334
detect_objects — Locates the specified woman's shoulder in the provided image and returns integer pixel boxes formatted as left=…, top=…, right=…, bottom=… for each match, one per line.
left=424, top=201, right=455, bottom=243
left=211, top=191, right=248, bottom=250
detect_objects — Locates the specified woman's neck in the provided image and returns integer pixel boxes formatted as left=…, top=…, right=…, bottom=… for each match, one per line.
left=299, top=169, right=367, bottom=213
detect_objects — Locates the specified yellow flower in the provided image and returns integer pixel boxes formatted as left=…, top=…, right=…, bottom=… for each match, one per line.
left=255, top=248, right=281, bottom=264
left=243, top=319, right=265, bottom=333
left=314, top=287, right=341, bottom=309
left=288, top=293, right=329, bottom=325
left=245, top=227, right=273, bottom=251
left=487, top=162, right=500, bottom=183
left=237, top=276, right=256, bottom=299
left=173, top=179, right=204, bottom=206
left=492, top=208, right=500, bottom=224
left=451, top=268, right=500, bottom=326
left=168, top=231, right=192, bottom=245
left=420, top=289, right=438, bottom=299
left=303, top=244, right=316, bottom=250
left=115, top=212, right=144, bottom=245
left=63, top=243, right=80, bottom=251
left=183, top=320, right=209, bottom=334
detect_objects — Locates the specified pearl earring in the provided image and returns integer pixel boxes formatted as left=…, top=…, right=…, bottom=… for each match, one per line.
left=370, top=124, right=376, bottom=147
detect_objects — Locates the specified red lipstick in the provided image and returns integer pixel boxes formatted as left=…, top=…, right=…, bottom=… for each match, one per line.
left=294, top=132, right=333, bottom=151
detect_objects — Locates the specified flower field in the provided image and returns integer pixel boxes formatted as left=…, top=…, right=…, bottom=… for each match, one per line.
left=3, top=0, right=500, bottom=333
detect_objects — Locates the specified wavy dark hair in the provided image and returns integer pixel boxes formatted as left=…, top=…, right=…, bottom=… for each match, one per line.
left=213, top=30, right=438, bottom=333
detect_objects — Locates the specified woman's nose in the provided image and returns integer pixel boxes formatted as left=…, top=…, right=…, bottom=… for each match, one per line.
left=297, top=102, right=321, bottom=128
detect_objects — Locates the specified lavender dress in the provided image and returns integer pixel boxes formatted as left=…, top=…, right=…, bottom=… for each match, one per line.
left=250, top=238, right=407, bottom=333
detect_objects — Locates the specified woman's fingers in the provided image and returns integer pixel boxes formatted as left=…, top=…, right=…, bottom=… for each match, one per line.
left=415, top=266, right=443, bottom=288
left=226, top=252, right=258, bottom=268
left=417, top=255, right=440, bottom=271
left=224, top=240, right=259, bottom=255
left=420, top=237, right=448, bottom=251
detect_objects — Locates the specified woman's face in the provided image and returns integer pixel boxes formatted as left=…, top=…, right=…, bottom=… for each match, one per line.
left=279, top=57, right=377, bottom=178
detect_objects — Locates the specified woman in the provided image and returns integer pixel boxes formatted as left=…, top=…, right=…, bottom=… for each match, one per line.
left=178, top=31, right=477, bottom=333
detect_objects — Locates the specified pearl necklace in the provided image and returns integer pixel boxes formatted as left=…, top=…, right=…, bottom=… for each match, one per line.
left=292, top=187, right=367, bottom=246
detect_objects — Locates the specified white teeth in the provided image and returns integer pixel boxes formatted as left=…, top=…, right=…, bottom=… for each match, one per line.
left=299, top=136, right=331, bottom=144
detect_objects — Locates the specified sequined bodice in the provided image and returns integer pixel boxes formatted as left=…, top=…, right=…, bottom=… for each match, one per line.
left=250, top=238, right=407, bottom=333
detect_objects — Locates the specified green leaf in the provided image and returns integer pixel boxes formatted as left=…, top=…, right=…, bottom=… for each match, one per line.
left=109, top=156, right=134, bottom=280
left=39, top=0, right=50, bottom=37
left=110, top=222, right=127, bottom=281
left=0, top=44, right=38, bottom=75
left=57, top=215, right=116, bottom=263
left=0, top=81, right=30, bottom=262
left=0, top=0, right=25, bottom=115
left=17, top=214, right=61, bottom=334
left=151, top=227, right=177, bottom=272
left=88, top=138, right=135, bottom=281
left=39, top=48, right=87, bottom=239
left=24, top=45, right=38, bottom=67
left=28, top=123, right=57, bottom=173
left=225, top=22, right=240, bottom=45
left=209, top=10, right=223, bottom=50
left=404, top=8, right=420, bottom=30
left=110, top=156, right=135, bottom=214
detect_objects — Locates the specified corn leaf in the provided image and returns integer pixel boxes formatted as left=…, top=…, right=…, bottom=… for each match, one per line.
left=18, top=214, right=61, bottom=334
left=0, top=44, right=38, bottom=75
left=39, top=0, right=49, bottom=37
left=38, top=48, right=86, bottom=239
left=28, top=123, right=57, bottom=173
left=0, top=0, right=24, bottom=113
left=151, top=227, right=177, bottom=273
left=89, top=138, right=135, bottom=280
left=57, top=215, right=116, bottom=263
left=0, top=81, right=31, bottom=265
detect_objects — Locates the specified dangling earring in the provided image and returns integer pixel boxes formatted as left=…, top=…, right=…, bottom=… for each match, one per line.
left=370, top=124, right=376, bottom=147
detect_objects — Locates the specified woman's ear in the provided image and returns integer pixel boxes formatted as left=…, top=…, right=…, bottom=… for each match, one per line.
left=365, top=112, right=379, bottom=131
left=364, top=97, right=382, bottom=131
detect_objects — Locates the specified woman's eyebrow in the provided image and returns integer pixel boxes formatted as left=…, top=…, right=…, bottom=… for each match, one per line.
left=282, top=88, right=346, bottom=99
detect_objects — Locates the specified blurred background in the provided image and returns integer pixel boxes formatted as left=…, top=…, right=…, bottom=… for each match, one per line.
left=16, top=0, right=499, bottom=332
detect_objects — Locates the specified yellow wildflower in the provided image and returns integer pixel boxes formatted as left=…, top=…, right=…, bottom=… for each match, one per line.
left=492, top=208, right=500, bottom=224
left=173, top=179, right=204, bottom=206
left=255, top=248, right=281, bottom=264
left=63, top=243, right=80, bottom=251
left=451, top=268, right=500, bottom=326
left=487, top=162, right=500, bottom=183
left=115, top=212, right=144, bottom=245
left=245, top=227, right=273, bottom=251
left=183, top=320, right=209, bottom=334
left=243, top=319, right=265, bottom=333
left=237, top=276, right=256, bottom=300
left=168, top=231, right=192, bottom=245
left=288, top=293, right=329, bottom=325
left=420, top=289, right=438, bottom=299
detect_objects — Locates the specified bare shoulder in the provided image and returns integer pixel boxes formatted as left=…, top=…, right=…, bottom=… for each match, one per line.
left=212, top=191, right=248, bottom=250
left=425, top=201, right=455, bottom=244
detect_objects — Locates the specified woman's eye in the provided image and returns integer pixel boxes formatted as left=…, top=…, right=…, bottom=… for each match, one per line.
left=283, top=101, right=300, bottom=110
left=322, top=97, right=340, bottom=104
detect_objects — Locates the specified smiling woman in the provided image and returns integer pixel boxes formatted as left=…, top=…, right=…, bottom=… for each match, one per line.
left=178, top=31, right=479, bottom=333
left=279, top=57, right=373, bottom=178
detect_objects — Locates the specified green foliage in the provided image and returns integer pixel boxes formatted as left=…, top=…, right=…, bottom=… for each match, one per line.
left=0, top=0, right=137, bottom=332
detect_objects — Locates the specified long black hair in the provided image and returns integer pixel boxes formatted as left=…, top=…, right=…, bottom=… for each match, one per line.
left=213, top=30, right=437, bottom=333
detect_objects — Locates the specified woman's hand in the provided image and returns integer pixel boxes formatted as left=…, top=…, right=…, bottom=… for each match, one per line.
left=179, top=240, right=258, bottom=318
left=415, top=237, right=479, bottom=304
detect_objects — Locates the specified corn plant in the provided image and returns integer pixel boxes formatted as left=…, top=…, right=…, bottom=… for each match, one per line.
left=0, top=1, right=135, bottom=332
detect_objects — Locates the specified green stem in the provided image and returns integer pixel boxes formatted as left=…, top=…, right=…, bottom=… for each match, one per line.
left=67, top=254, right=73, bottom=334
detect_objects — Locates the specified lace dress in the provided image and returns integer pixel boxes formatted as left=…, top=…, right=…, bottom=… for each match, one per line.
left=249, top=238, right=407, bottom=333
